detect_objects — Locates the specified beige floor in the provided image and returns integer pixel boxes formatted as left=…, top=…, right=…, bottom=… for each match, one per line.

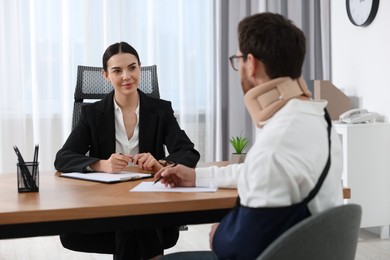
left=0, top=225, right=389, bottom=260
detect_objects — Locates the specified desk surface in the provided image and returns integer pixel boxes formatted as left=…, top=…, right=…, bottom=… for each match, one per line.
left=0, top=170, right=237, bottom=238
left=0, top=162, right=349, bottom=239
left=0, top=171, right=237, bottom=225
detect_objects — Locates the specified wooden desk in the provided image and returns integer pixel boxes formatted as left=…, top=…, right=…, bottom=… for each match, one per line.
left=0, top=163, right=350, bottom=239
left=0, top=171, right=237, bottom=239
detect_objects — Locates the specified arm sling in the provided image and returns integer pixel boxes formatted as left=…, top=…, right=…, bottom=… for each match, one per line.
left=213, top=109, right=333, bottom=260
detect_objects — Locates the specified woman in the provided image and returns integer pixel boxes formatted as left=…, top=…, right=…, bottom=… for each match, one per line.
left=55, top=41, right=200, bottom=259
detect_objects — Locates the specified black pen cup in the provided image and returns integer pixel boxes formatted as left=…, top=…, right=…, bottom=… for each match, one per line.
left=17, top=162, right=39, bottom=192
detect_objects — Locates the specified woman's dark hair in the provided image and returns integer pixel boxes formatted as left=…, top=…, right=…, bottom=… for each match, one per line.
left=102, top=42, right=141, bottom=72
left=238, top=12, right=306, bottom=79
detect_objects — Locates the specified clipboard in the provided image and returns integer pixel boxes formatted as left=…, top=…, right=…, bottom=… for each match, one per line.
left=60, top=171, right=153, bottom=183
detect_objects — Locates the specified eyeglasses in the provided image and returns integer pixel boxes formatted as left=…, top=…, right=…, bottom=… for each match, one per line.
left=229, top=55, right=245, bottom=71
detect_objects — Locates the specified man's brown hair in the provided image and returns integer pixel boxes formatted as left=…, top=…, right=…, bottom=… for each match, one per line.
left=238, top=12, right=306, bottom=79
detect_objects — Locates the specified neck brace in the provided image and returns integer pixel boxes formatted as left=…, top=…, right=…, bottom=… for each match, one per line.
left=244, top=77, right=311, bottom=128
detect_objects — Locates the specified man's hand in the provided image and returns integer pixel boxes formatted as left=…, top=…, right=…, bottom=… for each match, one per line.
left=154, top=164, right=196, bottom=187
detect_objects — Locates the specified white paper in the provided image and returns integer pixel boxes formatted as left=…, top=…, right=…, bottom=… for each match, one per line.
left=60, top=171, right=152, bottom=183
left=130, top=181, right=218, bottom=192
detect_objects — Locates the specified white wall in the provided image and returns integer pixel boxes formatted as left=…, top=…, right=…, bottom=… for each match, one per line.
left=331, top=0, right=390, bottom=118
left=331, top=0, right=390, bottom=236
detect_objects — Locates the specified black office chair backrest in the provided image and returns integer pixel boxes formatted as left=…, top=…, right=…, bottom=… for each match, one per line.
left=72, top=65, right=160, bottom=129
left=256, top=204, right=362, bottom=260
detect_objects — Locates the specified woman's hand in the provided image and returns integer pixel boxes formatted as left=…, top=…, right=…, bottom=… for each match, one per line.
left=132, top=153, right=163, bottom=172
left=90, top=153, right=132, bottom=173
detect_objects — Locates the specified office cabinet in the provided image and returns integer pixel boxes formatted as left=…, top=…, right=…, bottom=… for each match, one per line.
left=334, top=123, right=390, bottom=239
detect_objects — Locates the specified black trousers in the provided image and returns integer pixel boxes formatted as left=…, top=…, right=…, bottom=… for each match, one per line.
left=60, top=227, right=179, bottom=260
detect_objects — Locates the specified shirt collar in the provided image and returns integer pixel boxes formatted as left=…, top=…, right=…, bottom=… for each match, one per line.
left=113, top=96, right=140, bottom=115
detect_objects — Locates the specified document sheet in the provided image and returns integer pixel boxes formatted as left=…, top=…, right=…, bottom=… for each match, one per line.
left=130, top=181, right=218, bottom=192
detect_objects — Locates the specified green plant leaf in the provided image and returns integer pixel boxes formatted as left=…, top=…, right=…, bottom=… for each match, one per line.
left=229, top=135, right=249, bottom=154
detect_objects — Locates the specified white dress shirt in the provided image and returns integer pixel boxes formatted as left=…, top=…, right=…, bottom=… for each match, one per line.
left=195, top=99, right=343, bottom=214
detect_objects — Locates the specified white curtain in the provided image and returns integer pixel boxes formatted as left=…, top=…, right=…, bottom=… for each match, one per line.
left=0, top=0, right=215, bottom=173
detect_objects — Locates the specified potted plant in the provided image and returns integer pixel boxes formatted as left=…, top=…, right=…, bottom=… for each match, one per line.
left=229, top=135, right=249, bottom=163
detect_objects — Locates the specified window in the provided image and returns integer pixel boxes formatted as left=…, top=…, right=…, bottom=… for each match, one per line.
left=0, top=0, right=215, bottom=172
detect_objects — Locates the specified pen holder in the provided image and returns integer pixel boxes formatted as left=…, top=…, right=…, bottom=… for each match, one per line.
left=17, top=162, right=39, bottom=192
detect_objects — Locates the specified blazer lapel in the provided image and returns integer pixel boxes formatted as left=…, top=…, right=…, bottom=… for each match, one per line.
left=95, top=91, right=116, bottom=157
left=138, top=91, right=159, bottom=153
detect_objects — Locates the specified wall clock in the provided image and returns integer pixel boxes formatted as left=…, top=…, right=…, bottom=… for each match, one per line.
left=346, top=0, right=380, bottom=26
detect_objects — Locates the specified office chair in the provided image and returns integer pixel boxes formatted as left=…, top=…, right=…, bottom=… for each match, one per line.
left=72, top=65, right=160, bottom=129
left=256, top=204, right=362, bottom=260
left=160, top=204, right=362, bottom=260
left=72, top=64, right=188, bottom=233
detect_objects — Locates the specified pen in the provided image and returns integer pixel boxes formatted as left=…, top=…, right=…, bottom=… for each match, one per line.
left=32, top=144, right=39, bottom=181
left=13, top=146, right=30, bottom=189
left=119, top=153, right=133, bottom=166
left=153, top=163, right=177, bottom=185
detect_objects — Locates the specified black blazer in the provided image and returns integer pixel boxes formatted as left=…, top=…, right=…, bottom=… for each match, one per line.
left=54, top=90, right=200, bottom=172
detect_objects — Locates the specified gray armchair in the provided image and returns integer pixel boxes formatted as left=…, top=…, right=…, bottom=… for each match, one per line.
left=257, top=204, right=362, bottom=260
left=160, top=204, right=362, bottom=260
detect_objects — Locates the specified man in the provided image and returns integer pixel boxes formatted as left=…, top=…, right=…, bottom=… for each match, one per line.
left=156, top=12, right=343, bottom=259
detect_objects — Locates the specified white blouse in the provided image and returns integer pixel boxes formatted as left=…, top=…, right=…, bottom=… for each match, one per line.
left=114, top=97, right=140, bottom=157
